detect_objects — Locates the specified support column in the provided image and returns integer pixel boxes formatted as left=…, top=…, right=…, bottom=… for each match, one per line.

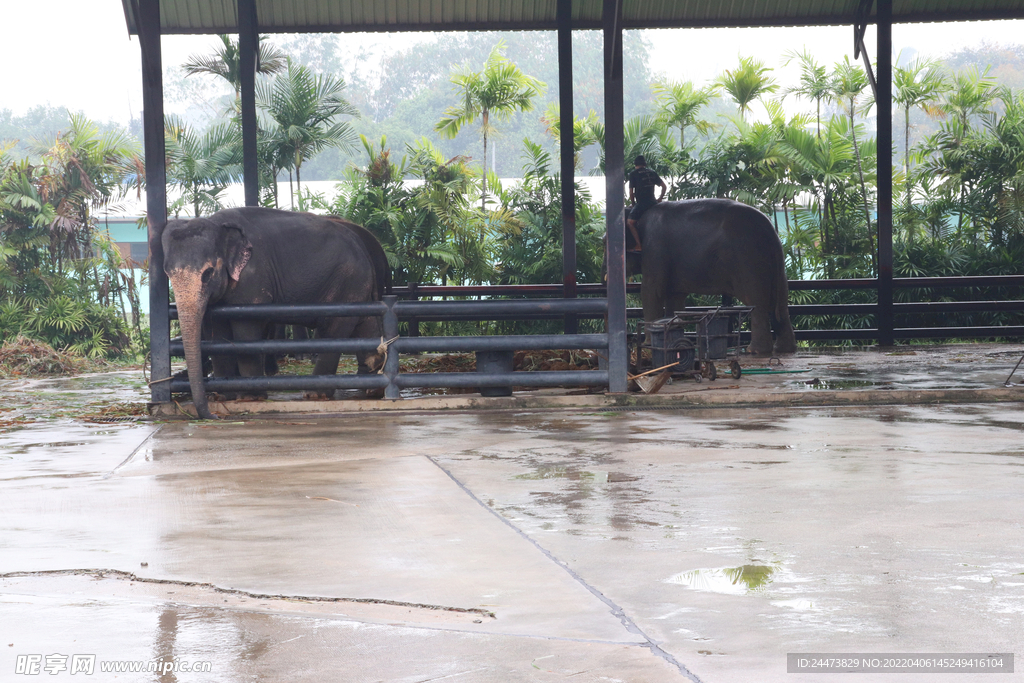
left=139, top=0, right=170, bottom=403
left=238, top=0, right=259, bottom=207
left=876, top=0, right=894, bottom=346
left=558, top=0, right=577, bottom=335
left=603, top=0, right=628, bottom=393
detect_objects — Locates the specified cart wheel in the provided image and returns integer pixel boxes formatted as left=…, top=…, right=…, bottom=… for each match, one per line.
left=693, top=371, right=703, bottom=383
left=707, top=361, right=717, bottom=381
left=730, top=360, right=742, bottom=379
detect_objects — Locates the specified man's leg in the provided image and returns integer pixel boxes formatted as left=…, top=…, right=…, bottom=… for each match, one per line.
left=626, top=218, right=642, bottom=252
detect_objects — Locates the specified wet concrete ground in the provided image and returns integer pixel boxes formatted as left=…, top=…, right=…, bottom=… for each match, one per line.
left=3, top=393, right=1023, bottom=681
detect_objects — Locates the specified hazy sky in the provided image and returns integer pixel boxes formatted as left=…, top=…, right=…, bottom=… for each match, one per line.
left=2, top=0, right=1023, bottom=125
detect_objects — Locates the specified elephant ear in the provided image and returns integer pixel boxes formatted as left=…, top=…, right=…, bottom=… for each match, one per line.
left=223, top=225, right=253, bottom=282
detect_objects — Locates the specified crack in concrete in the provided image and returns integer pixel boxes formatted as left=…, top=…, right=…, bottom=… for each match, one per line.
left=0, top=569, right=496, bottom=618
left=426, top=456, right=704, bottom=683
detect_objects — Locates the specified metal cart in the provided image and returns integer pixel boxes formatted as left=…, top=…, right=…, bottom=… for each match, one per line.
left=636, top=307, right=752, bottom=382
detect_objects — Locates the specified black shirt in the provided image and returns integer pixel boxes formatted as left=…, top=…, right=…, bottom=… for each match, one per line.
left=628, top=167, right=662, bottom=205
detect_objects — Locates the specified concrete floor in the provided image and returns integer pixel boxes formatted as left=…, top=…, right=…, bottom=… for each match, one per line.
left=2, top=398, right=1023, bottom=681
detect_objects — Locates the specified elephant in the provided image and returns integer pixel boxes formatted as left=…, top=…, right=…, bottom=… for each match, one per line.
left=627, top=198, right=796, bottom=357
left=161, top=207, right=390, bottom=419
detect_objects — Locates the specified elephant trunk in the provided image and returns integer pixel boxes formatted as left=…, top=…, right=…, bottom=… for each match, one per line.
left=171, top=273, right=216, bottom=420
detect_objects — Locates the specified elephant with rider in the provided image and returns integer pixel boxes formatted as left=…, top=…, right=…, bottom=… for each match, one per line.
left=625, top=198, right=796, bottom=357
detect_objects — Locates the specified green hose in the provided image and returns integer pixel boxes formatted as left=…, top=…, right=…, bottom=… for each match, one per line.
left=740, top=368, right=812, bottom=375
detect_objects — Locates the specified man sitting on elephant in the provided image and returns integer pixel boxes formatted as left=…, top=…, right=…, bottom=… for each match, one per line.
left=626, top=155, right=667, bottom=253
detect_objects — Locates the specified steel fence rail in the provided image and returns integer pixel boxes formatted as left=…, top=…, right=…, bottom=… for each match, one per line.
left=158, top=277, right=1024, bottom=405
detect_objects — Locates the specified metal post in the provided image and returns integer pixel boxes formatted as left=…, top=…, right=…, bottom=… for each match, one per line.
left=603, top=0, right=628, bottom=393
left=138, top=0, right=170, bottom=404
left=408, top=282, right=420, bottom=337
left=382, top=295, right=400, bottom=399
left=876, top=0, right=894, bottom=346
left=558, top=0, right=577, bottom=335
left=238, top=0, right=259, bottom=207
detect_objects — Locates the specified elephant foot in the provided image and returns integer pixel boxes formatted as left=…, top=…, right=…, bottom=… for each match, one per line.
left=358, top=387, right=385, bottom=400
left=773, top=341, right=798, bottom=355
left=304, top=390, right=336, bottom=401
left=235, top=391, right=268, bottom=402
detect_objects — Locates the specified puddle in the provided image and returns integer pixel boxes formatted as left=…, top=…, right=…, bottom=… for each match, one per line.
left=800, top=379, right=878, bottom=390
left=711, top=421, right=785, bottom=432
left=666, top=564, right=778, bottom=595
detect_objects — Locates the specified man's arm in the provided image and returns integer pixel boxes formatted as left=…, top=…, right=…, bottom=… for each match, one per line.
left=657, top=178, right=667, bottom=202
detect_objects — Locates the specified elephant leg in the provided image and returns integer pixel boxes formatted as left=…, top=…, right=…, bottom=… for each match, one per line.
left=351, top=315, right=385, bottom=399
left=264, top=324, right=282, bottom=376
left=231, top=319, right=269, bottom=401
left=748, top=305, right=774, bottom=356
left=291, top=324, right=310, bottom=360
left=666, top=293, right=689, bottom=317
left=209, top=317, right=240, bottom=401
left=641, top=282, right=668, bottom=346
left=772, top=311, right=797, bottom=355
left=305, top=316, right=359, bottom=401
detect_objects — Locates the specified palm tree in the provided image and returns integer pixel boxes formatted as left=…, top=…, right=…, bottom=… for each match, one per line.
left=716, top=56, right=778, bottom=120
left=894, top=56, right=948, bottom=209
left=258, top=61, right=359, bottom=202
left=592, top=115, right=664, bottom=177
left=781, top=120, right=858, bottom=277
left=652, top=81, right=718, bottom=148
left=540, top=104, right=600, bottom=172
left=183, top=34, right=287, bottom=101
left=34, top=113, right=141, bottom=270
left=833, top=56, right=876, bottom=271
left=164, top=117, right=242, bottom=218
left=783, top=49, right=833, bottom=138
left=435, top=41, right=544, bottom=209
left=941, top=66, right=998, bottom=140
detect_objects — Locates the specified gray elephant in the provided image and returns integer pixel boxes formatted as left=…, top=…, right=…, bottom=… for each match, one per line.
left=629, top=198, right=796, bottom=356
left=161, top=207, right=390, bottom=419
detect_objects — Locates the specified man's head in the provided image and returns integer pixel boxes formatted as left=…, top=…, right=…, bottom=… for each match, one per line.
left=634, top=155, right=646, bottom=168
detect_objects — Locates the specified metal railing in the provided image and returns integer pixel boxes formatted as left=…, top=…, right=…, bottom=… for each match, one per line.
left=163, top=274, right=1024, bottom=401
left=167, top=295, right=610, bottom=398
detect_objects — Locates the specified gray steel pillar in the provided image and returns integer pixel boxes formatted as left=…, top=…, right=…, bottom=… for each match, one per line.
left=138, top=0, right=170, bottom=403
left=238, top=0, right=259, bottom=207
left=603, top=0, right=628, bottom=393
left=876, top=0, right=894, bottom=346
left=558, top=0, right=577, bottom=335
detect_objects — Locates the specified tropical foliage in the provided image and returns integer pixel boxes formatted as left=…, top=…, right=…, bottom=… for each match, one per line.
left=435, top=41, right=545, bottom=209
left=0, top=116, right=143, bottom=357
left=4, top=40, right=1024, bottom=353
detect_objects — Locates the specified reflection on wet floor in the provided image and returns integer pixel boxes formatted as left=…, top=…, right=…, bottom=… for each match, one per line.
left=4, top=395, right=1024, bottom=681
left=667, top=564, right=779, bottom=595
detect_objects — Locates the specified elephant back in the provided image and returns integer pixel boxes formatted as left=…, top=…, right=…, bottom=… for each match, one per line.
left=326, top=216, right=392, bottom=299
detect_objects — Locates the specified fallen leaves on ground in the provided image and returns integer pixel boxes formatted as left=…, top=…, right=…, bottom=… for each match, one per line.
left=0, top=337, right=81, bottom=377
left=79, top=401, right=150, bottom=423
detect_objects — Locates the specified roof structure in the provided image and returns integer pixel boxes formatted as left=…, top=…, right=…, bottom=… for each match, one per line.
left=122, top=0, right=1024, bottom=35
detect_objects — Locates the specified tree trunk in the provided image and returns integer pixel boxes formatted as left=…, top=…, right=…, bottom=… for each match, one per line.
left=481, top=110, right=489, bottom=211
left=849, top=99, right=875, bottom=275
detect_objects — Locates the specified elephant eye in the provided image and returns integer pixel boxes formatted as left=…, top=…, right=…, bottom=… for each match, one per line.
left=201, top=267, right=214, bottom=284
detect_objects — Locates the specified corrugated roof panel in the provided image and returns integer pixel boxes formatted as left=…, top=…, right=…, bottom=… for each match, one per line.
left=136, top=0, right=1024, bottom=34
